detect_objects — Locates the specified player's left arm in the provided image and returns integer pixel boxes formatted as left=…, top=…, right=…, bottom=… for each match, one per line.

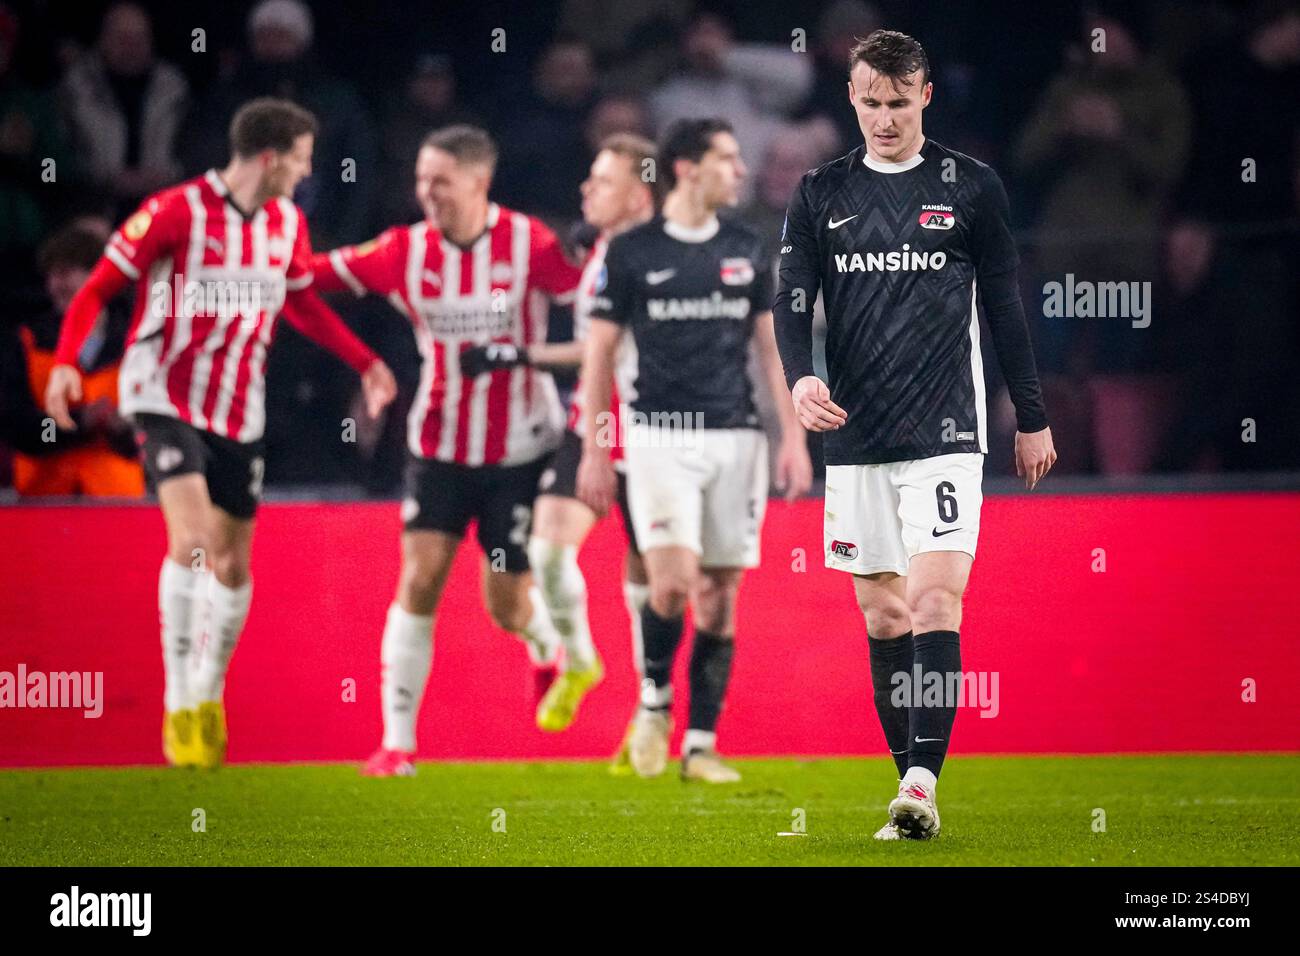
left=753, top=306, right=813, bottom=501
left=972, top=168, right=1056, bottom=490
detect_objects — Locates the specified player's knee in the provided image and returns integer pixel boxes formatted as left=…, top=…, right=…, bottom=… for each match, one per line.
left=908, top=586, right=962, bottom=631
left=167, top=528, right=210, bottom=570
left=860, top=599, right=911, bottom=639
left=649, top=577, right=691, bottom=619
left=485, top=580, right=531, bottom=632
left=210, top=549, right=250, bottom=588
left=399, top=558, right=446, bottom=613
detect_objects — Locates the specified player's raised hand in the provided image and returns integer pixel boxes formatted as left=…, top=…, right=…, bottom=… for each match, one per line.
left=43, top=364, right=83, bottom=430
left=791, top=375, right=846, bottom=432
left=576, top=449, right=617, bottom=516
left=775, top=433, right=814, bottom=501
left=361, top=359, right=398, bottom=419
left=1015, top=426, right=1057, bottom=491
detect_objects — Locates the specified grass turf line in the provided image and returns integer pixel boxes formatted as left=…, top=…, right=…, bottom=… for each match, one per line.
left=1, top=755, right=1296, bottom=866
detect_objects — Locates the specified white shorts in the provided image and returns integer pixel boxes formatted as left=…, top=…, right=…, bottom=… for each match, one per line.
left=824, top=453, right=983, bottom=576
left=624, top=425, right=768, bottom=568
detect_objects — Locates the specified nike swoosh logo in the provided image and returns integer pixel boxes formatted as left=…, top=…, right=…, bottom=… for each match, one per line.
left=914, top=736, right=944, bottom=743
left=828, top=215, right=858, bottom=229
left=931, top=527, right=962, bottom=537
left=646, top=268, right=676, bottom=285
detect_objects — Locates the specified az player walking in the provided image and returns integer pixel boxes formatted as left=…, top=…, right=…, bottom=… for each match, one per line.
left=579, top=119, right=812, bottom=783
left=774, top=32, right=1056, bottom=838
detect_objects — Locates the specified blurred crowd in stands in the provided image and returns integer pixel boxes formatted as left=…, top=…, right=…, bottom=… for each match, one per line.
left=2, top=0, right=1298, bottom=498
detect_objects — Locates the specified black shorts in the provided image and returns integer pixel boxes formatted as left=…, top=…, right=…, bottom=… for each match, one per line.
left=134, top=413, right=265, bottom=520
left=536, top=430, right=640, bottom=555
left=402, top=454, right=549, bottom=573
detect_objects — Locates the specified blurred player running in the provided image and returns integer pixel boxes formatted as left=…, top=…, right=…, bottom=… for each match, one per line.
left=774, top=31, right=1056, bottom=838
left=579, top=119, right=812, bottom=783
left=528, top=135, right=658, bottom=739
left=44, top=98, right=398, bottom=769
left=311, top=126, right=582, bottom=777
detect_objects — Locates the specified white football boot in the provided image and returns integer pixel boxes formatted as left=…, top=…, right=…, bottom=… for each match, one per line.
left=888, top=779, right=941, bottom=839
left=628, top=708, right=671, bottom=778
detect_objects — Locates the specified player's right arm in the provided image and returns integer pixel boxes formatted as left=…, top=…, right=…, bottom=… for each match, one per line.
left=46, top=198, right=179, bottom=429
left=310, top=228, right=406, bottom=298
left=773, top=176, right=846, bottom=432
left=575, top=318, right=622, bottom=516
left=575, top=236, right=634, bottom=516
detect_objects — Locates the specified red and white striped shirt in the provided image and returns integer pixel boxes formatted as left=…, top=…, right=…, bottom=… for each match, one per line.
left=567, top=234, right=639, bottom=464
left=315, top=204, right=581, bottom=466
left=56, top=170, right=373, bottom=443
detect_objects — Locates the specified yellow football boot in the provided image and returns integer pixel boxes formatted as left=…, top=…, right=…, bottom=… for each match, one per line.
left=535, top=656, right=604, bottom=732
left=162, top=709, right=200, bottom=767
left=195, top=701, right=228, bottom=769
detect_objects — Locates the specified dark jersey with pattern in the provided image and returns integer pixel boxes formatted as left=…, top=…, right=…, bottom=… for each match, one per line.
left=591, top=215, right=773, bottom=430
left=774, top=139, right=1047, bottom=465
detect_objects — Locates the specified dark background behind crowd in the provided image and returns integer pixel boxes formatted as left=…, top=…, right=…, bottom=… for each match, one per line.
left=2, top=0, right=1298, bottom=498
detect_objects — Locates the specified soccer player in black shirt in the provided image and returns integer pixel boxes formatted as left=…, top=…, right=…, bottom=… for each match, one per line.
left=774, top=31, right=1057, bottom=838
left=578, top=118, right=813, bottom=783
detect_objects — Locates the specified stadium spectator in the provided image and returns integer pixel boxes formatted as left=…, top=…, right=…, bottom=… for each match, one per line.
left=181, top=0, right=378, bottom=248
left=649, top=11, right=813, bottom=203
left=58, top=2, right=188, bottom=221
left=1158, top=0, right=1300, bottom=471
left=795, top=0, right=883, bottom=156
left=376, top=53, right=481, bottom=227
left=0, top=224, right=142, bottom=497
left=583, top=92, right=653, bottom=156
left=491, top=38, right=599, bottom=223
left=1014, top=5, right=1191, bottom=473
left=0, top=4, right=73, bottom=266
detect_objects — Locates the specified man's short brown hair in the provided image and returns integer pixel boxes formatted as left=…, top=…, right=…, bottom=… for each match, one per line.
left=229, top=97, right=318, bottom=158
left=848, top=29, right=929, bottom=87
left=421, top=125, right=498, bottom=173
left=598, top=132, right=662, bottom=204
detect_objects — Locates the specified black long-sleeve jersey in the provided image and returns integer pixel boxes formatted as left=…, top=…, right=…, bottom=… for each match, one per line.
left=590, top=215, right=772, bottom=430
left=774, top=139, right=1048, bottom=465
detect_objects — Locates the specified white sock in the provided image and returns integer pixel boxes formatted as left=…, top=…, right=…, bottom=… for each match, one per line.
left=380, top=603, right=434, bottom=752
left=193, top=577, right=252, bottom=703
left=902, top=767, right=937, bottom=792
left=159, top=558, right=204, bottom=712
left=623, top=580, right=649, bottom=677
left=682, top=729, right=716, bottom=756
left=515, top=585, right=561, bottom=667
left=527, top=537, right=596, bottom=670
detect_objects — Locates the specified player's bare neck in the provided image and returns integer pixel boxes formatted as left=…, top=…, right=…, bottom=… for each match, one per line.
left=865, top=133, right=926, bottom=169
left=443, top=198, right=491, bottom=248
left=663, top=189, right=717, bottom=232
left=217, top=162, right=266, bottom=217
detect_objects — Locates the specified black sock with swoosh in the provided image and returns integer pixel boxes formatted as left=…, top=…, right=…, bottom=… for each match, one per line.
left=907, top=630, right=961, bottom=778
left=868, top=631, right=914, bottom=777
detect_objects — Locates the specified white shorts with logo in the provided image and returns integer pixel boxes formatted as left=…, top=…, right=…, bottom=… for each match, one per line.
left=624, top=424, right=768, bottom=568
left=824, top=453, right=983, bottom=576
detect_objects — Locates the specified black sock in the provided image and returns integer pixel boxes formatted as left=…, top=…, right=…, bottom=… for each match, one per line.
left=640, top=603, right=684, bottom=707
left=868, top=631, right=914, bottom=778
left=687, top=630, right=734, bottom=742
left=907, top=630, right=961, bottom=778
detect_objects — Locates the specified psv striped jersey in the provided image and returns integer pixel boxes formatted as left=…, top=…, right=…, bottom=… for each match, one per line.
left=69, top=171, right=336, bottom=443
left=315, top=204, right=581, bottom=466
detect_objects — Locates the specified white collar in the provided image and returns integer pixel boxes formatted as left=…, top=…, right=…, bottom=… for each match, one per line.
left=663, top=215, right=720, bottom=243
left=862, top=147, right=926, bottom=174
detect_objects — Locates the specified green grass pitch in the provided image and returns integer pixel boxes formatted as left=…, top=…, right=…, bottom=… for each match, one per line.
left=1, top=755, right=1296, bottom=866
